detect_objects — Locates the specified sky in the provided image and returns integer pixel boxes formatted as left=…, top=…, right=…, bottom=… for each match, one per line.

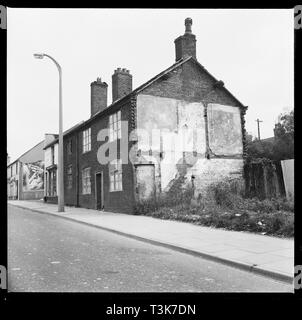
left=7, top=8, right=294, bottom=162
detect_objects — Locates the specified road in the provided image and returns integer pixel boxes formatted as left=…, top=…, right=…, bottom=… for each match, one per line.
left=8, top=205, right=292, bottom=292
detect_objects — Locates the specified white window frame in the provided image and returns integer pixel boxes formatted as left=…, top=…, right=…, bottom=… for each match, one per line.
left=82, top=167, right=91, bottom=194
left=82, top=128, right=91, bottom=153
left=109, top=159, right=123, bottom=192
left=109, top=110, right=121, bottom=142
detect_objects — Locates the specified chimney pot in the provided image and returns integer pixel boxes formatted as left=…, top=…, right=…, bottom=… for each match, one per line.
left=174, top=18, right=197, bottom=61
left=185, top=17, right=193, bottom=34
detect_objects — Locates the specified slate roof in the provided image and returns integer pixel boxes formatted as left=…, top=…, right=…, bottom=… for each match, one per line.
left=43, top=121, right=84, bottom=149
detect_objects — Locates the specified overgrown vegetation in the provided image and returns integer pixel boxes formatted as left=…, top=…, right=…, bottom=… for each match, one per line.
left=134, top=179, right=294, bottom=238
left=246, top=110, right=294, bottom=161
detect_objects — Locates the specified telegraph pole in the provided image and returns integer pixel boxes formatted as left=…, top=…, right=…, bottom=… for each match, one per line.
left=255, top=118, right=263, bottom=140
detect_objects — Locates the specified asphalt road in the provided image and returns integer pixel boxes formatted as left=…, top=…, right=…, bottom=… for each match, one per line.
left=8, top=205, right=292, bottom=292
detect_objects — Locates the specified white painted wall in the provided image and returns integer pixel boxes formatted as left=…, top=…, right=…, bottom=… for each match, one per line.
left=281, top=159, right=294, bottom=199
left=44, top=148, right=52, bottom=168
left=136, top=94, right=244, bottom=196
left=44, top=143, right=58, bottom=168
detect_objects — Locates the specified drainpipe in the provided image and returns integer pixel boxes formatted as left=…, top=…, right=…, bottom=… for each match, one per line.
left=76, top=132, right=79, bottom=207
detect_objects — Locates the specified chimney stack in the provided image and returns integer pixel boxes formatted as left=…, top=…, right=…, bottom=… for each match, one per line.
left=174, top=18, right=197, bottom=61
left=112, top=68, right=132, bottom=102
left=91, top=77, right=108, bottom=117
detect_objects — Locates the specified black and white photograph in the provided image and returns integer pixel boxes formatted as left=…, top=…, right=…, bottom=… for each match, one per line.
left=2, top=6, right=298, bottom=301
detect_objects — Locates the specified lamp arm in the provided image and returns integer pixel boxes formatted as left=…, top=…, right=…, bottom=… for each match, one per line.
left=43, top=54, right=61, bottom=73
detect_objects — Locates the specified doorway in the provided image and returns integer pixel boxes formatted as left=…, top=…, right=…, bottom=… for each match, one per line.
left=95, top=172, right=104, bottom=210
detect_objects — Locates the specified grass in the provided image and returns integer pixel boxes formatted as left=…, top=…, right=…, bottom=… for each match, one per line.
left=134, top=179, right=294, bottom=238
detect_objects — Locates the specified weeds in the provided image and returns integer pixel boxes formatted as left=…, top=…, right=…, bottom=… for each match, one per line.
left=134, top=178, right=294, bottom=238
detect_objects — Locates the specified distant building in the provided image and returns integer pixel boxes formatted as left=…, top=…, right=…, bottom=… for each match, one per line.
left=7, top=134, right=55, bottom=200
left=7, top=159, right=20, bottom=200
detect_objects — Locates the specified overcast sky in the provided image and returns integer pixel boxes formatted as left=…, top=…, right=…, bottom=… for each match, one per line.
left=7, top=8, right=294, bottom=162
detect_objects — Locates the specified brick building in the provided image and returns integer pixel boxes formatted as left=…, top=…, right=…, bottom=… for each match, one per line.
left=63, top=18, right=248, bottom=213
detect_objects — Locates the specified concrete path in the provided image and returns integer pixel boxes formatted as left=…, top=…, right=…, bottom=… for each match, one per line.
left=7, top=200, right=294, bottom=284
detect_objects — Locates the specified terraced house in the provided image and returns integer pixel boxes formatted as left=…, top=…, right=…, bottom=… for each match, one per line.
left=62, top=18, right=248, bottom=213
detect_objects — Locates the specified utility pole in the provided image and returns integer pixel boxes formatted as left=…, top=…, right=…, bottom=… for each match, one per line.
left=255, top=118, right=263, bottom=140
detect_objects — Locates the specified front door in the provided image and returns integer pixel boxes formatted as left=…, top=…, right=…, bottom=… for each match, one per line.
left=95, top=172, right=103, bottom=210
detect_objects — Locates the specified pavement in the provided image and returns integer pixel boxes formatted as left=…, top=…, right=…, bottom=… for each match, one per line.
left=7, top=200, right=294, bottom=284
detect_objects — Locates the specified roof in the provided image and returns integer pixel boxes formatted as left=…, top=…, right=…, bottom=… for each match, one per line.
left=63, top=56, right=248, bottom=136
left=7, top=158, right=19, bottom=168
left=44, top=139, right=58, bottom=150
left=43, top=121, right=85, bottom=149
left=8, top=139, right=45, bottom=166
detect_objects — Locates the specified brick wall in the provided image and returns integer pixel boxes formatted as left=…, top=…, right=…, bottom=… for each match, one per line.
left=63, top=99, right=135, bottom=213
left=142, top=59, right=243, bottom=108
left=64, top=134, right=78, bottom=206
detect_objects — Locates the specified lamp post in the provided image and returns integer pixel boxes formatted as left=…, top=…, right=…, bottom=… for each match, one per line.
left=34, top=53, right=64, bottom=212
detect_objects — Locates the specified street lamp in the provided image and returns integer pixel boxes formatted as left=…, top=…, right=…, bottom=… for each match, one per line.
left=34, top=53, right=64, bottom=212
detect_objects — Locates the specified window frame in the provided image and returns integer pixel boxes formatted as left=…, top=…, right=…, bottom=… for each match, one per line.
left=67, top=164, right=72, bottom=189
left=82, top=128, right=91, bottom=154
left=109, top=159, right=123, bottom=192
left=109, top=110, right=121, bottom=142
left=67, top=139, right=72, bottom=155
left=82, top=167, right=91, bottom=194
